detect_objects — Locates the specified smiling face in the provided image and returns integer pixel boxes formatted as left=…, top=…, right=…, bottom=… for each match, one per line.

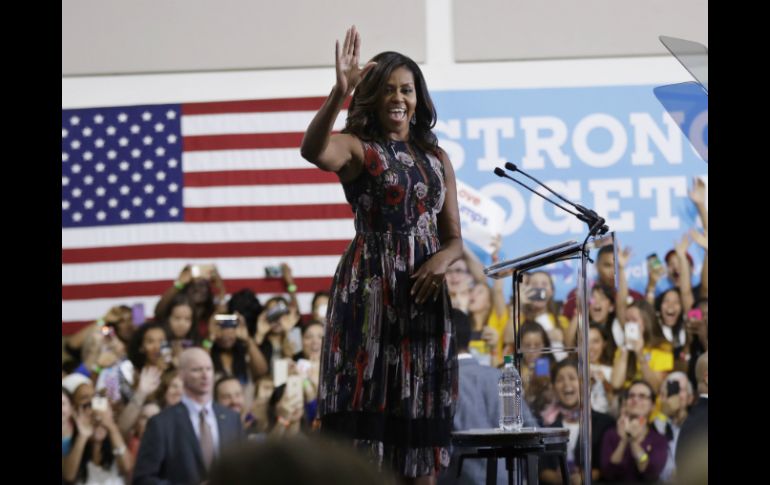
left=589, top=287, right=614, bottom=324
left=376, top=66, right=417, bottom=140
left=216, top=378, right=245, bottom=414
left=660, top=290, right=682, bottom=327
left=554, top=365, right=580, bottom=409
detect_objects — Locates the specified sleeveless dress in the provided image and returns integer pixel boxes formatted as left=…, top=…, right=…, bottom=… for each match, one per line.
left=318, top=139, right=458, bottom=477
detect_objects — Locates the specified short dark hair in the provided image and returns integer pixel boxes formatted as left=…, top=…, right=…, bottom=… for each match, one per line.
left=550, top=357, right=579, bottom=384
left=597, top=245, right=614, bottom=259
left=214, top=375, right=241, bottom=402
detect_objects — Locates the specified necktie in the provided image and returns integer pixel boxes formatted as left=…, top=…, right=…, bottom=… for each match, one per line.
left=199, top=408, right=215, bottom=469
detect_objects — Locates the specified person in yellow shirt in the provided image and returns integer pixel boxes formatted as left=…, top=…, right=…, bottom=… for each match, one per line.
left=611, top=300, right=673, bottom=393
left=612, top=247, right=673, bottom=394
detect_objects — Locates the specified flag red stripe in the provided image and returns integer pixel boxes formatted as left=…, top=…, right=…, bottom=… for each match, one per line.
left=181, top=97, right=350, bottom=115
left=183, top=133, right=305, bottom=151
left=183, top=204, right=352, bottom=222
left=63, top=277, right=334, bottom=301
left=184, top=169, right=339, bottom=187
left=62, top=240, right=351, bottom=264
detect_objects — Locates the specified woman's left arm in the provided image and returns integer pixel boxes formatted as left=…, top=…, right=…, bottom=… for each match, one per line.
left=410, top=149, right=463, bottom=304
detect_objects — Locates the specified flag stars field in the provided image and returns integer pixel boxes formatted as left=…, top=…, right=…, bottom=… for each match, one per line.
left=62, top=98, right=350, bottom=332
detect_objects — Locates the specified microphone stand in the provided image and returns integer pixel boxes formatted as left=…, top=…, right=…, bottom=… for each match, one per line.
left=493, top=164, right=611, bottom=485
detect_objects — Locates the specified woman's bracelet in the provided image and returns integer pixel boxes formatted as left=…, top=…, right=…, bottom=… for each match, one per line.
left=637, top=452, right=649, bottom=465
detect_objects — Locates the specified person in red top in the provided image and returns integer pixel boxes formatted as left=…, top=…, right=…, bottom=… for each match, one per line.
left=561, top=244, right=644, bottom=321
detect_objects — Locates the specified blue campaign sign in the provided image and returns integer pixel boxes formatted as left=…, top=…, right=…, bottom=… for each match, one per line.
left=431, top=85, right=707, bottom=300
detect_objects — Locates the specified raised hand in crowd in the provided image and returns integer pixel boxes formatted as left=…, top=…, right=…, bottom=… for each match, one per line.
left=118, top=365, right=162, bottom=435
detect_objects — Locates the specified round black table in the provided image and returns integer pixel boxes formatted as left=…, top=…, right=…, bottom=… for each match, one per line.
left=452, top=427, right=570, bottom=485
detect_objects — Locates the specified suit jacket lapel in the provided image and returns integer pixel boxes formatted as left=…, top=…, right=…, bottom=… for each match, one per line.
left=173, top=403, right=205, bottom=472
left=213, top=403, right=232, bottom=448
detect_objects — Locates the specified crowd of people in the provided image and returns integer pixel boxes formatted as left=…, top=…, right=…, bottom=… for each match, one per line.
left=61, top=177, right=707, bottom=485
left=62, top=262, right=330, bottom=484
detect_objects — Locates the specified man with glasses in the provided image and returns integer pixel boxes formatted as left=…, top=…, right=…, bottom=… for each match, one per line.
left=599, top=380, right=668, bottom=482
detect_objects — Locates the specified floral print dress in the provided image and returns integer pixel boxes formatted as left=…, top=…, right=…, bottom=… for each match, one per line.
left=318, top=139, right=458, bottom=477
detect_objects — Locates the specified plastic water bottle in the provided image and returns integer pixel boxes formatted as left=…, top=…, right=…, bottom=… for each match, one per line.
left=499, top=355, right=523, bottom=431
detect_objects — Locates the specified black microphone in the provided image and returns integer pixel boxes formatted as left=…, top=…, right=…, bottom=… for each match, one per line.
left=493, top=167, right=593, bottom=224
left=503, top=162, right=609, bottom=235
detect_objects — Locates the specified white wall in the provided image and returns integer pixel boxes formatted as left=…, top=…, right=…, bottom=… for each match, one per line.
left=62, top=1, right=699, bottom=108
left=62, top=0, right=427, bottom=75
left=453, top=0, right=707, bottom=61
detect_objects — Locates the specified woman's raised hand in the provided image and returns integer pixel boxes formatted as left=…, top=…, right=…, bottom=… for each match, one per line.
left=335, top=25, right=377, bottom=95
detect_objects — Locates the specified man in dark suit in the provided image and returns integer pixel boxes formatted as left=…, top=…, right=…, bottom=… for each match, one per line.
left=675, top=351, right=708, bottom=484
left=133, top=347, right=244, bottom=485
left=439, top=309, right=537, bottom=485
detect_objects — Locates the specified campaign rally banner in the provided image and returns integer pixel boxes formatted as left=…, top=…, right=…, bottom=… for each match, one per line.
left=431, top=85, right=707, bottom=300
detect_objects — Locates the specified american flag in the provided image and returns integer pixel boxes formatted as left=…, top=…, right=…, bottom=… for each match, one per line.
left=62, top=97, right=354, bottom=334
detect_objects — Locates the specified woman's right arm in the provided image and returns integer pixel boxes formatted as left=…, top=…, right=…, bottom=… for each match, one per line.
left=300, top=26, right=375, bottom=176
left=300, top=89, right=357, bottom=174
